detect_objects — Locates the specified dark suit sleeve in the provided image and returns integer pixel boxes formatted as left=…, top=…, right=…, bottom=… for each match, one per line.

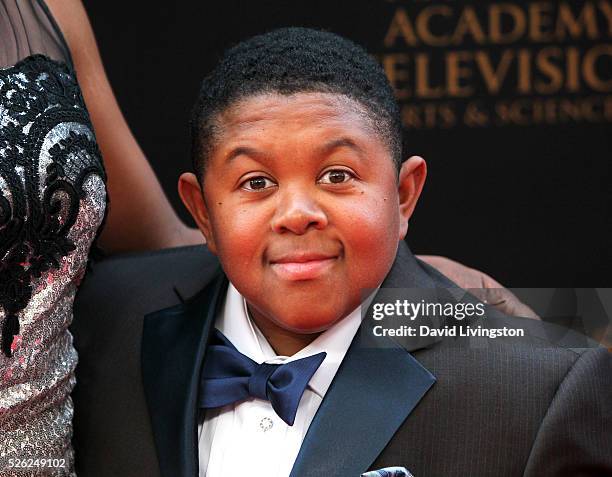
left=524, top=348, right=612, bottom=476
left=72, top=246, right=218, bottom=476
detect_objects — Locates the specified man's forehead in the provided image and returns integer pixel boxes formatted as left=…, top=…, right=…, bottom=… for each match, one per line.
left=216, top=92, right=373, bottom=129
left=201, top=91, right=396, bottom=176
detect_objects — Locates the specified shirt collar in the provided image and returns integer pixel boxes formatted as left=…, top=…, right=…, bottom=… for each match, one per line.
left=216, top=282, right=369, bottom=399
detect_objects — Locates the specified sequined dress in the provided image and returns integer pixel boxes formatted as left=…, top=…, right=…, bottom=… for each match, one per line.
left=0, top=1, right=107, bottom=474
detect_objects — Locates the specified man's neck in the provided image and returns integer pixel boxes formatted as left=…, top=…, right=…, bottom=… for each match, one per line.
left=246, top=304, right=322, bottom=356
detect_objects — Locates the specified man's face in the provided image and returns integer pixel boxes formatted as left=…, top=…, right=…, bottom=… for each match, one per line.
left=181, top=92, right=425, bottom=337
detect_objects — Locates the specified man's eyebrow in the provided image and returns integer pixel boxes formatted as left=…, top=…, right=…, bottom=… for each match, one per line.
left=317, top=137, right=365, bottom=158
left=224, top=138, right=364, bottom=163
left=225, top=146, right=265, bottom=164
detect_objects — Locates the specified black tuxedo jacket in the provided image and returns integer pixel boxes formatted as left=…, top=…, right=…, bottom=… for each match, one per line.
left=71, top=243, right=612, bottom=477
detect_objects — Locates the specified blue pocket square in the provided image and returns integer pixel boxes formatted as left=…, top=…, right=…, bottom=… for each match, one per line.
left=361, top=467, right=413, bottom=477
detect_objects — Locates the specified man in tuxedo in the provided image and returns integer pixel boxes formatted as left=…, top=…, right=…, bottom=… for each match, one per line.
left=71, top=28, right=611, bottom=476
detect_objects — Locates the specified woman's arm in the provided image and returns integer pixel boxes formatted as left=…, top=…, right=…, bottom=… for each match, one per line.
left=418, top=255, right=539, bottom=318
left=45, top=0, right=203, bottom=254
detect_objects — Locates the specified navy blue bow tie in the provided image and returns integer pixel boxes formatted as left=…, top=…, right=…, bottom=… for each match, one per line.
left=199, top=329, right=326, bottom=426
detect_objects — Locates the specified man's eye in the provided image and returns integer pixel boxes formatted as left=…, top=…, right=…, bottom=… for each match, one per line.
left=318, top=169, right=354, bottom=184
left=241, top=176, right=276, bottom=191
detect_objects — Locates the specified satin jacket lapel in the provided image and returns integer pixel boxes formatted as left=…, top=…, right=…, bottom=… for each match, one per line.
left=289, top=331, right=435, bottom=477
left=141, top=272, right=228, bottom=477
left=290, top=242, right=439, bottom=477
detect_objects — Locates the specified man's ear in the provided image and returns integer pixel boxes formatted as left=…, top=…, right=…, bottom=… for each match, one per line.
left=397, top=155, right=427, bottom=240
left=178, top=172, right=217, bottom=254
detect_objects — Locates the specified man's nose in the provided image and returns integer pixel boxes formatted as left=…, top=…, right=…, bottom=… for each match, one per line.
left=270, top=187, right=328, bottom=235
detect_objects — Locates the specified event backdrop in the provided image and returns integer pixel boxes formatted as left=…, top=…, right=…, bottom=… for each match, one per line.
left=84, top=0, right=611, bottom=287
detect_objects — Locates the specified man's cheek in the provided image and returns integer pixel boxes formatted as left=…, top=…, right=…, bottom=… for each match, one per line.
left=350, top=197, right=398, bottom=243
left=346, top=205, right=399, bottom=274
left=215, top=218, right=261, bottom=267
left=217, top=207, right=262, bottom=241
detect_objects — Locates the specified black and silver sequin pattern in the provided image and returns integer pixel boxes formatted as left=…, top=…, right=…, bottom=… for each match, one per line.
left=1, top=55, right=106, bottom=475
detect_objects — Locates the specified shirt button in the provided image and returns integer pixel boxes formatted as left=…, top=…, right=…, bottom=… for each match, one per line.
left=259, top=416, right=274, bottom=432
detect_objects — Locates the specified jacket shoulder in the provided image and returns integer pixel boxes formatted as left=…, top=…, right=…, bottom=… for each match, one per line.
left=71, top=245, right=219, bottom=477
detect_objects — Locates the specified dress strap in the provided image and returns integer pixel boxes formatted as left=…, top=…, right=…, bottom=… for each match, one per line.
left=0, top=0, right=72, bottom=68
left=34, top=0, right=74, bottom=69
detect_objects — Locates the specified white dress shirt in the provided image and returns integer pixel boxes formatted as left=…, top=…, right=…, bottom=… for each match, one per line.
left=197, top=282, right=365, bottom=477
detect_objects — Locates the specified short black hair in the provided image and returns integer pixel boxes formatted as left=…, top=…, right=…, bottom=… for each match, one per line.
left=190, top=27, right=402, bottom=180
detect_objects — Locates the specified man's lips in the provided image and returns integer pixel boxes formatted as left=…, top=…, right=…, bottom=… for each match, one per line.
left=269, top=253, right=338, bottom=281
